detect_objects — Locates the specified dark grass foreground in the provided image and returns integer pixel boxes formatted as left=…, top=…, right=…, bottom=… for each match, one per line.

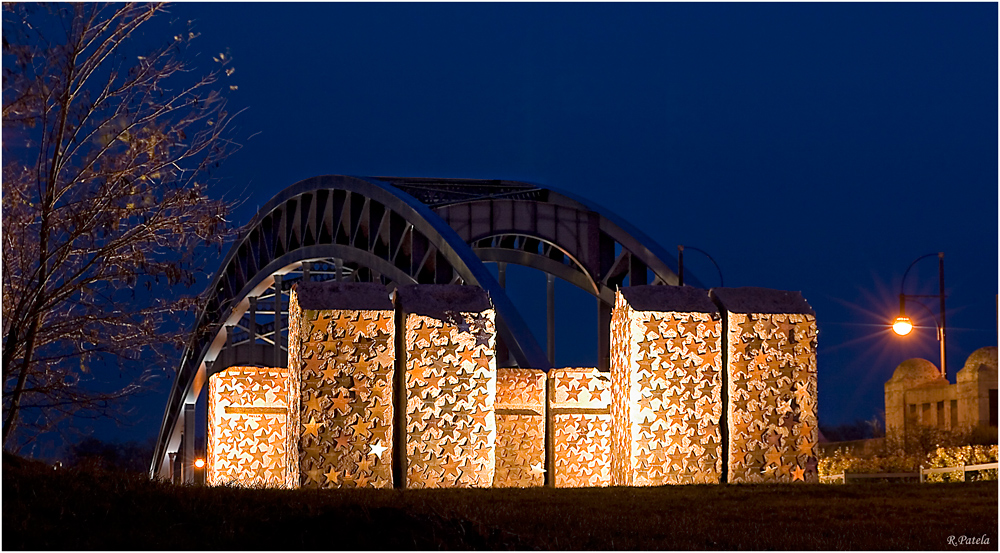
left=4, top=453, right=996, bottom=550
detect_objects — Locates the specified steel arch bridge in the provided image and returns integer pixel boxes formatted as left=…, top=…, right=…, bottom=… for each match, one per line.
left=151, top=175, right=703, bottom=479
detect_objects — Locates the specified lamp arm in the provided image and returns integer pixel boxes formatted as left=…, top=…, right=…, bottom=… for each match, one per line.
left=679, top=245, right=724, bottom=288
left=900, top=252, right=940, bottom=296
left=901, top=297, right=942, bottom=339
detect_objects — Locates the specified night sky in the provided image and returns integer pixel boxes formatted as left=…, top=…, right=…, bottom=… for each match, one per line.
left=53, top=3, right=998, bottom=455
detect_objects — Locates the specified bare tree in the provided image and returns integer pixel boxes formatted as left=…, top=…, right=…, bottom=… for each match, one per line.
left=2, top=3, right=240, bottom=449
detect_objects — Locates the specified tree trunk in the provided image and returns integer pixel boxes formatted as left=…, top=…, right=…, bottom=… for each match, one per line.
left=2, top=315, right=40, bottom=447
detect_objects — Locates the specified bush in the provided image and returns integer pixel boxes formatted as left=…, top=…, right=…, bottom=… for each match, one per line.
left=819, top=448, right=923, bottom=478
left=819, top=444, right=998, bottom=483
left=922, top=445, right=999, bottom=482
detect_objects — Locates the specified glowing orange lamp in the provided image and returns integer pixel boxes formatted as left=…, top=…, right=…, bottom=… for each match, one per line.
left=893, top=252, right=947, bottom=379
left=194, top=458, right=206, bottom=469
left=891, top=316, right=913, bottom=336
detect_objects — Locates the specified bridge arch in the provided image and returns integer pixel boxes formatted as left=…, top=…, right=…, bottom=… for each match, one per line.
left=152, top=175, right=698, bottom=478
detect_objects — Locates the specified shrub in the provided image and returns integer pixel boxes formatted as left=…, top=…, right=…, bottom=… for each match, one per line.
left=922, top=445, right=999, bottom=482
left=819, top=444, right=998, bottom=483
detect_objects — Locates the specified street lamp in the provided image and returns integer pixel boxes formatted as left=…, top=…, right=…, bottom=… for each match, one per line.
left=891, top=252, right=947, bottom=380
left=892, top=316, right=913, bottom=336
left=677, top=245, right=723, bottom=287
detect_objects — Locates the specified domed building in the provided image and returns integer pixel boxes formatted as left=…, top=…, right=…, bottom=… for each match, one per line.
left=884, top=347, right=998, bottom=439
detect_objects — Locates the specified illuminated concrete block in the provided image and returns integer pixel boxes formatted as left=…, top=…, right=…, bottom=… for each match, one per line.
left=493, top=368, right=546, bottom=488
left=289, top=281, right=395, bottom=488
left=207, top=366, right=295, bottom=488
left=551, top=367, right=612, bottom=488
left=611, top=286, right=723, bottom=486
left=710, top=287, right=818, bottom=484
left=397, top=284, right=496, bottom=488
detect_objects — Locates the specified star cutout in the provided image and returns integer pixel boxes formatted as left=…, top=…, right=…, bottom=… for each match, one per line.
left=796, top=420, right=814, bottom=438
left=413, top=322, right=437, bottom=346
left=796, top=437, right=815, bottom=458
left=661, top=316, right=682, bottom=337
left=564, top=384, right=584, bottom=402
left=324, top=466, right=342, bottom=486
left=764, top=446, right=783, bottom=468
left=303, top=444, right=323, bottom=459
left=334, top=315, right=354, bottom=334
left=372, top=330, right=392, bottom=349
left=636, top=353, right=657, bottom=376
left=666, top=431, right=686, bottom=452
left=793, top=382, right=812, bottom=404
left=474, top=351, right=492, bottom=370
left=304, top=394, right=323, bottom=413
left=745, top=336, right=765, bottom=358
left=452, top=345, right=477, bottom=366
left=353, top=357, right=375, bottom=378
left=304, top=358, right=325, bottom=377
left=423, top=372, right=446, bottom=390
left=373, top=315, right=392, bottom=333
left=737, top=316, right=758, bottom=337
left=328, top=393, right=351, bottom=414
left=369, top=401, right=391, bottom=424
left=311, top=313, right=333, bottom=335
left=369, top=441, right=388, bottom=458
left=351, top=316, right=373, bottom=335
left=642, top=317, right=662, bottom=338
left=369, top=422, right=391, bottom=442
left=321, top=364, right=339, bottom=382
left=373, top=347, right=394, bottom=368
left=474, top=330, right=491, bottom=348
left=440, top=341, right=460, bottom=360
left=357, top=456, right=375, bottom=474
left=679, top=318, right=700, bottom=337
left=791, top=464, right=805, bottom=482
left=352, top=418, right=372, bottom=438
left=303, top=417, right=322, bottom=438
left=333, top=431, right=352, bottom=451
left=306, top=467, right=324, bottom=484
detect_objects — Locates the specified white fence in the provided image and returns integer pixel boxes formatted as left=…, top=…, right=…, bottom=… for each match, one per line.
left=819, top=462, right=998, bottom=484
left=918, top=462, right=998, bottom=483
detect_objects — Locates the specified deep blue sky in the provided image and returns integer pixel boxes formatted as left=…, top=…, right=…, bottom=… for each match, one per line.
left=52, top=3, right=998, bottom=454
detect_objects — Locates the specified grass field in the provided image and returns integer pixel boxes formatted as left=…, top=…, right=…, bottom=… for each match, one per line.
left=4, top=453, right=996, bottom=550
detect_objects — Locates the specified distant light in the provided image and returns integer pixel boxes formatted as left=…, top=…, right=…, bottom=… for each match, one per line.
left=194, top=458, right=206, bottom=469
left=892, top=316, right=913, bottom=336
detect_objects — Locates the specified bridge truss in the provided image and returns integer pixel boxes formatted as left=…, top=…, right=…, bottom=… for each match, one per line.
left=151, top=175, right=701, bottom=479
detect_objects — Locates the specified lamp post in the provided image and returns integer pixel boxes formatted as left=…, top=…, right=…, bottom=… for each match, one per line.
left=677, top=245, right=723, bottom=287
left=892, top=252, right=947, bottom=380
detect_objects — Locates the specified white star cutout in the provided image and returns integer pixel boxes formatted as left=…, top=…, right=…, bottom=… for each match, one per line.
left=369, top=441, right=388, bottom=458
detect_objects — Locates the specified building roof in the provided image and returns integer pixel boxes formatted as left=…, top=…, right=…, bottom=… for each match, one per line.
left=957, top=346, right=998, bottom=382
left=294, top=281, right=393, bottom=311
left=709, top=287, right=815, bottom=315
left=619, top=285, right=718, bottom=314
left=889, top=358, right=944, bottom=385
left=395, top=284, right=492, bottom=317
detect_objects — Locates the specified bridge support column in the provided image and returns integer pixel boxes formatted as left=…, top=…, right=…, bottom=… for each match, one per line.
left=273, top=275, right=284, bottom=367
left=248, top=297, right=257, bottom=344
left=183, top=403, right=195, bottom=484
left=547, top=273, right=555, bottom=367
left=497, top=263, right=509, bottom=365
left=169, top=452, right=179, bottom=484
left=597, top=299, right=612, bottom=372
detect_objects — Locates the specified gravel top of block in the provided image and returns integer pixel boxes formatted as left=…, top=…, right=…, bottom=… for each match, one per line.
left=294, top=281, right=393, bottom=311
left=396, top=284, right=492, bottom=316
left=620, top=285, right=718, bottom=314
left=709, top=287, right=815, bottom=315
